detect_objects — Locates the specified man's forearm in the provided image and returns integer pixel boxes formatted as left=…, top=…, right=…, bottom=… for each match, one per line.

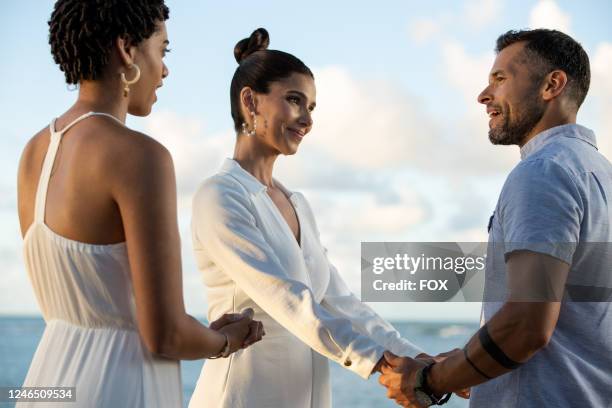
left=427, top=302, right=552, bottom=394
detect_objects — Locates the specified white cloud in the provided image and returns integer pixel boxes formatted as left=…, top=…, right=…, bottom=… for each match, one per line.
left=590, top=42, right=612, bottom=160
left=310, top=191, right=430, bottom=238
left=440, top=41, right=520, bottom=172
left=0, top=211, right=39, bottom=314
left=305, top=66, right=440, bottom=170
left=591, top=43, right=612, bottom=97
left=407, top=0, right=502, bottom=46
left=441, top=41, right=495, bottom=104
left=142, top=111, right=233, bottom=208
left=463, top=0, right=502, bottom=30
left=528, top=0, right=572, bottom=33
left=409, top=17, right=443, bottom=45
left=289, top=65, right=519, bottom=179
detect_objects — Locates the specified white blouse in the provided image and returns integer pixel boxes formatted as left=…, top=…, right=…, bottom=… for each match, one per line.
left=188, top=158, right=422, bottom=408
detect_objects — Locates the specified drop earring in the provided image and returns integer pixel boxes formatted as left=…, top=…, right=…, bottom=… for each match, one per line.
left=120, top=63, right=141, bottom=97
left=242, top=111, right=257, bottom=136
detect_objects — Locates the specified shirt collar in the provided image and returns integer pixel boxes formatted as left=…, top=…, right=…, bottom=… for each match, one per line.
left=219, top=158, right=294, bottom=199
left=220, top=158, right=267, bottom=194
left=520, top=123, right=597, bottom=160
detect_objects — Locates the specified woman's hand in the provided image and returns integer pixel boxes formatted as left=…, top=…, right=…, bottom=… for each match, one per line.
left=212, top=308, right=265, bottom=355
left=209, top=311, right=249, bottom=330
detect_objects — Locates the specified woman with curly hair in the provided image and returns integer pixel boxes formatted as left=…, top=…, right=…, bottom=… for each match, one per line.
left=188, top=28, right=424, bottom=408
left=17, top=2, right=262, bottom=406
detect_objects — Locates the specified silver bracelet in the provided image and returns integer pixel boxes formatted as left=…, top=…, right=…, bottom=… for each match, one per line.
left=209, top=333, right=230, bottom=359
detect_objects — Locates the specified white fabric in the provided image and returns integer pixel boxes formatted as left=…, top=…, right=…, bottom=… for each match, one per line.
left=189, top=158, right=422, bottom=408
left=19, top=112, right=182, bottom=408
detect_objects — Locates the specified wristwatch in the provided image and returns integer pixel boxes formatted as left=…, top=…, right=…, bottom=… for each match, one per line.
left=209, top=333, right=231, bottom=359
left=414, top=363, right=451, bottom=406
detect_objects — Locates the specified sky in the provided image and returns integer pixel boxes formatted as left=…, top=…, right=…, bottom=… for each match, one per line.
left=1, top=0, right=610, bottom=321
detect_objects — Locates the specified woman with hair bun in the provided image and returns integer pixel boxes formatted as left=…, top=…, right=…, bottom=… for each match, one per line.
left=17, top=2, right=262, bottom=407
left=189, top=28, right=424, bottom=408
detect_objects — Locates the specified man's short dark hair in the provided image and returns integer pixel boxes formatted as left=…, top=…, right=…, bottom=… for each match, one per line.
left=496, top=29, right=590, bottom=109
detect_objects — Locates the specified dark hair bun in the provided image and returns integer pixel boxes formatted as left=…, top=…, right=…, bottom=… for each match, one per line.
left=234, top=28, right=270, bottom=63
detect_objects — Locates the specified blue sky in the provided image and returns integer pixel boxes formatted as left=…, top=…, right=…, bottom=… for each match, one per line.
left=1, top=0, right=610, bottom=321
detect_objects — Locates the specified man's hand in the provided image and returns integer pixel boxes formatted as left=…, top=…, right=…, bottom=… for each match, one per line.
left=379, top=351, right=428, bottom=407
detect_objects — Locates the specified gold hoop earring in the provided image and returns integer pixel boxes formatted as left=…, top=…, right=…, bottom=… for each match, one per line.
left=120, top=63, right=141, bottom=97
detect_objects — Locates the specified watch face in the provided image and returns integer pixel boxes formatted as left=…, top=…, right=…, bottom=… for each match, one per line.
left=415, top=390, right=433, bottom=406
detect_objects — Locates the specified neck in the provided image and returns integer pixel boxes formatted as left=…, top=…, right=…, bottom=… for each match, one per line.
left=233, top=135, right=279, bottom=188
left=69, top=79, right=129, bottom=123
left=519, top=109, right=577, bottom=147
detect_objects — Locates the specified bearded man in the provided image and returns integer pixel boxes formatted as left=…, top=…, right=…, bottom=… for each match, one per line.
left=379, top=29, right=612, bottom=408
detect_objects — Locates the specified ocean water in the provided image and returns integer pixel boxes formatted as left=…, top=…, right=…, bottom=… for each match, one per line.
left=0, top=317, right=478, bottom=408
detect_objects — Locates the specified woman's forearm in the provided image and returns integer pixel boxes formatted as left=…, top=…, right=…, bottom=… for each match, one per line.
left=157, top=314, right=226, bottom=360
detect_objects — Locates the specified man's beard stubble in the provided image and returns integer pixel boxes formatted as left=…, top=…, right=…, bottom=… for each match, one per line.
left=488, top=91, right=546, bottom=146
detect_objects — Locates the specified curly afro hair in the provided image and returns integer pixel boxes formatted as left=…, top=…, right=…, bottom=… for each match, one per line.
left=48, top=0, right=169, bottom=85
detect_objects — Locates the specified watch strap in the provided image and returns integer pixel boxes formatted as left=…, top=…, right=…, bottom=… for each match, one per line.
left=419, top=363, right=452, bottom=405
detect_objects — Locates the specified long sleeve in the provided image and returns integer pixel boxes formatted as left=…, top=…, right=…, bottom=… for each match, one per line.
left=192, top=176, right=384, bottom=379
left=294, top=194, right=424, bottom=358
left=322, top=262, right=424, bottom=358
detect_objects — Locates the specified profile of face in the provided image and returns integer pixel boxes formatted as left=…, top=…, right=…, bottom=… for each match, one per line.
left=241, top=72, right=316, bottom=155
left=478, top=42, right=546, bottom=146
left=123, top=20, right=170, bottom=116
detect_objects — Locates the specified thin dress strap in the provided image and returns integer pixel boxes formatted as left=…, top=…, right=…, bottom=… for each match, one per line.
left=33, top=111, right=124, bottom=223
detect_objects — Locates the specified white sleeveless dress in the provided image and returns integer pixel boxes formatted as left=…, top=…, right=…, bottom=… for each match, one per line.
left=19, top=112, right=182, bottom=407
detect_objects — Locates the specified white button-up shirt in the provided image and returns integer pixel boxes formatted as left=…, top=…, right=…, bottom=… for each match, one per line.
left=188, top=158, right=422, bottom=408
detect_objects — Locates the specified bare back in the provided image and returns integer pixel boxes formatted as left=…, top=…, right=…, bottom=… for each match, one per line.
left=17, top=110, right=185, bottom=407
left=18, top=113, right=146, bottom=245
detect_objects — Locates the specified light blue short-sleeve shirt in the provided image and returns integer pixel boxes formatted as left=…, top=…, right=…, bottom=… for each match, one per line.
left=470, top=124, right=612, bottom=408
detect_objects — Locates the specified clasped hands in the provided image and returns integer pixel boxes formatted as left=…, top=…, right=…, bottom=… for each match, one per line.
left=209, top=308, right=265, bottom=356
left=374, top=349, right=470, bottom=407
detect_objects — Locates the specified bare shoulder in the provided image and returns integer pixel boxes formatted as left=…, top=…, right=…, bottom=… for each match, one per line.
left=95, top=118, right=171, bottom=164
left=87, top=117, right=175, bottom=189
left=17, top=127, right=53, bottom=234
left=18, top=126, right=53, bottom=190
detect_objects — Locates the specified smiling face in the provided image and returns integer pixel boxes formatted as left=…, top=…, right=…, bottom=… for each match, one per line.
left=127, top=20, right=170, bottom=116
left=478, top=41, right=547, bottom=146
left=242, top=72, right=316, bottom=156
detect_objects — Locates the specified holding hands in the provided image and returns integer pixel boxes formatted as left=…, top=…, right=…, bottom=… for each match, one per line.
left=378, top=350, right=470, bottom=407
left=209, top=308, right=265, bottom=357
